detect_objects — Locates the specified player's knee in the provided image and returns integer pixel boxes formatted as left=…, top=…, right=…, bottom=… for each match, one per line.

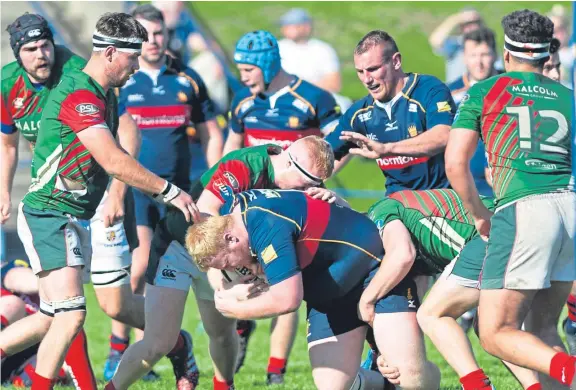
left=52, top=296, right=87, bottom=332
left=143, top=331, right=179, bottom=359
left=415, top=307, right=435, bottom=333
left=478, top=330, right=498, bottom=355
left=396, top=363, right=439, bottom=390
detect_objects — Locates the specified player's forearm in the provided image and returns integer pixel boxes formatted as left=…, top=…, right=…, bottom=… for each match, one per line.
left=200, top=121, right=223, bottom=168
left=228, top=292, right=297, bottom=320
left=223, top=133, right=243, bottom=156
left=106, top=152, right=168, bottom=195
left=108, top=114, right=143, bottom=200
left=446, top=162, right=487, bottom=219
left=0, top=136, right=19, bottom=199
left=386, top=127, right=449, bottom=157
left=361, top=252, right=415, bottom=304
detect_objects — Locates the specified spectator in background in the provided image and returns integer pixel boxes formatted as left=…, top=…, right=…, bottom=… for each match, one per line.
left=448, top=27, right=500, bottom=199
left=544, top=38, right=562, bottom=82
left=547, top=4, right=573, bottom=88
left=429, top=7, right=503, bottom=83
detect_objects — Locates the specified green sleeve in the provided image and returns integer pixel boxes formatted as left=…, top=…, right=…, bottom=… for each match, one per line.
left=367, top=198, right=404, bottom=233
left=451, top=83, right=483, bottom=133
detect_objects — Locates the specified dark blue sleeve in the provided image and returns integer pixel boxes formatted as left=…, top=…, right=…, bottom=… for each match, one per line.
left=424, top=81, right=456, bottom=129
left=324, top=104, right=365, bottom=160
left=188, top=70, right=216, bottom=124
left=228, top=93, right=245, bottom=134
left=118, top=101, right=126, bottom=116
left=246, top=208, right=300, bottom=285
left=315, top=90, right=341, bottom=132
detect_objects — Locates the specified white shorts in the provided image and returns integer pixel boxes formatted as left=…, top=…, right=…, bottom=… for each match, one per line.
left=153, top=241, right=214, bottom=300
left=86, top=191, right=132, bottom=288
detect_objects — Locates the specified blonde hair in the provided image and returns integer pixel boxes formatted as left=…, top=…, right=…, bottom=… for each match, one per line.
left=297, top=135, right=335, bottom=179
left=185, top=215, right=233, bottom=271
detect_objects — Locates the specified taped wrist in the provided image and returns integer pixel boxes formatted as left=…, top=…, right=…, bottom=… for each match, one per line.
left=153, top=181, right=181, bottom=203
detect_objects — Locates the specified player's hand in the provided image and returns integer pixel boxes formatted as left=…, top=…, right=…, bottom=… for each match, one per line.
left=376, top=355, right=401, bottom=385
left=100, top=192, right=125, bottom=228
left=169, top=191, right=201, bottom=223
left=473, top=208, right=493, bottom=241
left=221, top=275, right=268, bottom=301
left=339, top=131, right=391, bottom=159
left=214, top=292, right=239, bottom=318
left=0, top=193, right=11, bottom=225
left=358, top=297, right=376, bottom=326
left=305, top=187, right=337, bottom=203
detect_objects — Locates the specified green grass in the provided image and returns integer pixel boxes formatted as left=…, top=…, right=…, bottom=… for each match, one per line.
left=72, top=285, right=564, bottom=389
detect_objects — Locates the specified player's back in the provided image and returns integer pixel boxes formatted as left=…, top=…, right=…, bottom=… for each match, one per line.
left=470, top=72, right=573, bottom=206
left=368, top=189, right=494, bottom=273
left=233, top=189, right=383, bottom=305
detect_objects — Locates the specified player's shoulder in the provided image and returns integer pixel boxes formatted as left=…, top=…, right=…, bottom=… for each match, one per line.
left=411, top=73, right=450, bottom=96
left=167, top=57, right=205, bottom=94
left=347, top=95, right=374, bottom=115
left=54, top=45, right=87, bottom=70
left=231, top=87, right=256, bottom=115
left=447, top=76, right=466, bottom=92
left=1, top=60, right=22, bottom=83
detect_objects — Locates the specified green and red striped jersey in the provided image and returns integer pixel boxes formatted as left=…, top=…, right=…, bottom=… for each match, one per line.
left=452, top=72, right=573, bottom=207
left=368, top=189, right=494, bottom=273
left=23, top=68, right=120, bottom=219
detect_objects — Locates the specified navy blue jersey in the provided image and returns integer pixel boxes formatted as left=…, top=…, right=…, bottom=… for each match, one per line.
left=119, top=57, right=216, bottom=190
left=229, top=77, right=341, bottom=149
left=326, top=73, right=455, bottom=194
left=223, top=190, right=383, bottom=305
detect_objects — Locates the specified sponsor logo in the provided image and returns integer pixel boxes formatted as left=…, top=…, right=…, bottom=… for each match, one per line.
left=15, top=120, right=40, bottom=133
left=239, top=100, right=254, bottom=114
left=123, top=78, right=136, bottom=88
left=292, top=99, right=309, bottom=113
left=407, top=287, right=416, bottom=308
left=525, top=159, right=557, bottom=170
left=512, top=85, right=558, bottom=99
left=409, top=103, right=417, bottom=112
left=72, top=247, right=82, bottom=257
left=376, top=155, right=429, bottom=170
left=176, top=76, right=191, bottom=87
left=261, top=244, right=278, bottom=264
left=223, top=171, right=239, bottom=189
left=265, top=108, right=279, bottom=117
left=27, top=29, right=41, bottom=37
left=244, top=116, right=258, bottom=123
left=436, top=101, right=452, bottom=113
left=408, top=124, right=418, bottom=137
left=288, top=116, right=300, bottom=128
left=13, top=97, right=24, bottom=109
left=358, top=111, right=372, bottom=122
left=213, top=179, right=231, bottom=197
left=75, top=103, right=100, bottom=115
left=127, top=94, right=144, bottom=103
left=161, top=268, right=176, bottom=279
left=152, top=86, right=165, bottom=95
left=131, top=114, right=187, bottom=128
left=245, top=135, right=293, bottom=149
left=106, top=231, right=116, bottom=242
left=177, top=91, right=188, bottom=103
left=384, top=121, right=398, bottom=131
left=460, top=94, right=470, bottom=104
left=367, top=133, right=378, bottom=141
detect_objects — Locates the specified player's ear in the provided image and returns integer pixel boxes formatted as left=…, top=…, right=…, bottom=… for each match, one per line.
left=503, top=50, right=511, bottom=65
left=104, top=46, right=116, bottom=63
left=392, top=52, right=402, bottom=70
left=224, top=232, right=238, bottom=244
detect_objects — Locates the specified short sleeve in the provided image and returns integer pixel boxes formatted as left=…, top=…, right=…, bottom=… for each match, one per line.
left=315, top=91, right=341, bottom=134
left=0, top=94, right=16, bottom=134
left=324, top=104, right=365, bottom=160
left=188, top=70, right=216, bottom=124
left=451, top=84, right=483, bottom=133
left=204, top=159, right=253, bottom=203
left=245, top=208, right=300, bottom=285
left=367, top=198, right=404, bottom=234
left=57, top=90, right=107, bottom=133
left=425, top=83, right=457, bottom=129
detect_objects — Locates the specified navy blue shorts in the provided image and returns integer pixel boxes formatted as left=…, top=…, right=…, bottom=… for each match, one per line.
left=306, top=274, right=419, bottom=344
left=133, top=189, right=167, bottom=229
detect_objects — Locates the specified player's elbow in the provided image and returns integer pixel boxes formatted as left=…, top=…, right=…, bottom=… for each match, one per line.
left=274, top=289, right=303, bottom=315
left=100, top=150, right=128, bottom=177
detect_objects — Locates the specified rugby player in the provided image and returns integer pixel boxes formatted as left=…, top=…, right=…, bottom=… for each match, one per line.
left=187, top=189, right=441, bottom=390
left=12, top=12, right=199, bottom=389
left=1, top=259, right=94, bottom=388
left=445, top=9, right=575, bottom=388
left=103, top=4, right=222, bottom=380
left=106, top=136, right=335, bottom=390
left=224, top=29, right=342, bottom=384
left=326, top=30, right=456, bottom=189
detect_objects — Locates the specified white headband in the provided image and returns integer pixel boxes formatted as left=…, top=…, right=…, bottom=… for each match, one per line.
left=92, top=30, right=143, bottom=53
left=504, top=35, right=550, bottom=60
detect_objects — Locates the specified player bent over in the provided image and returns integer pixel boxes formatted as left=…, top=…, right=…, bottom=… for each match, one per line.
left=187, top=189, right=440, bottom=390
left=107, top=137, right=336, bottom=390
left=446, top=9, right=575, bottom=389
left=16, top=12, right=198, bottom=389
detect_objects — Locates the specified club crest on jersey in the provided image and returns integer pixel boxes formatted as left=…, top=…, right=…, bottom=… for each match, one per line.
left=106, top=231, right=116, bottom=242
left=288, top=116, right=300, bottom=128
left=177, top=91, right=188, bottom=103
left=223, top=172, right=239, bottom=190
left=27, top=29, right=41, bottom=37
left=75, top=103, right=100, bottom=115
left=13, top=97, right=24, bottom=109
left=408, top=124, right=418, bottom=137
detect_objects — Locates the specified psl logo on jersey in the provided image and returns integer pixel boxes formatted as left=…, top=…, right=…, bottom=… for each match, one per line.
left=288, top=116, right=300, bottom=128
left=223, top=172, right=239, bottom=190
left=408, top=124, right=418, bottom=137
left=27, top=29, right=41, bottom=37
left=75, top=103, right=100, bottom=115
